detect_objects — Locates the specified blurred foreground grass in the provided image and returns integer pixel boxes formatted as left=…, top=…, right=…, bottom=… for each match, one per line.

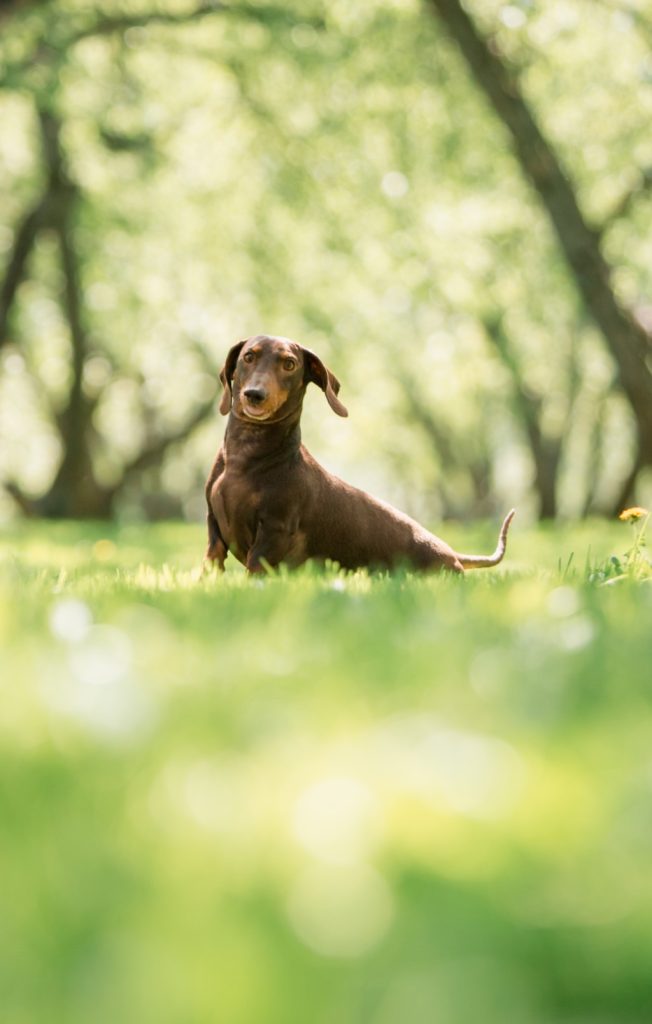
left=1, top=518, right=651, bottom=1024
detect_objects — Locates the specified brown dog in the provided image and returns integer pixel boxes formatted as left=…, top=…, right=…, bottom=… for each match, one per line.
left=205, top=334, right=514, bottom=574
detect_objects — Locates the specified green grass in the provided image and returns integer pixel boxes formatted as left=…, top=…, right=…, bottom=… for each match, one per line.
left=1, top=518, right=651, bottom=1024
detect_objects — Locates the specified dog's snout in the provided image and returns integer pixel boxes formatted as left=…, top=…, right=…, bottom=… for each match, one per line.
left=243, top=387, right=266, bottom=405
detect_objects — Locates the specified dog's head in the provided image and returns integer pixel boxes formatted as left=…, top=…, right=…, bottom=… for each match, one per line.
left=219, top=334, right=348, bottom=421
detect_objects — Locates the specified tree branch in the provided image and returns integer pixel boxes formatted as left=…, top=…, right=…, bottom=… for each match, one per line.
left=2, top=480, right=37, bottom=516
left=63, top=2, right=324, bottom=46
left=0, top=3, right=325, bottom=94
left=0, top=189, right=52, bottom=349
left=398, top=373, right=457, bottom=469
left=483, top=315, right=542, bottom=437
left=70, top=1, right=225, bottom=42
left=396, top=370, right=493, bottom=518
left=111, top=390, right=218, bottom=506
left=599, top=167, right=652, bottom=236
left=483, top=315, right=561, bottom=518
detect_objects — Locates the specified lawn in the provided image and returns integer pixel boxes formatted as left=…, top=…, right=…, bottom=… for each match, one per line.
left=1, top=517, right=651, bottom=1024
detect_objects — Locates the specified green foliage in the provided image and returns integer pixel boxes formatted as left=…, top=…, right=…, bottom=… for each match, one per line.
left=2, top=520, right=652, bottom=1022
left=2, top=0, right=652, bottom=519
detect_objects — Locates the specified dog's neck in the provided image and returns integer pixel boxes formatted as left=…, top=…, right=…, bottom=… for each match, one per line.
left=224, top=408, right=303, bottom=469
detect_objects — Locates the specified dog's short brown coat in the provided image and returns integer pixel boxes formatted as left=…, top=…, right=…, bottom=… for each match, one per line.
left=205, top=334, right=514, bottom=574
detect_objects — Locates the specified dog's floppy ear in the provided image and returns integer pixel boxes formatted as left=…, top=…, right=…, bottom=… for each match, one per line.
left=303, top=348, right=348, bottom=417
left=219, top=340, right=246, bottom=415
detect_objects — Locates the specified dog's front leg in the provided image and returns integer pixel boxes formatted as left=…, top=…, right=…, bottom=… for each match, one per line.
left=246, top=517, right=294, bottom=574
left=206, top=509, right=228, bottom=570
left=205, top=449, right=228, bottom=570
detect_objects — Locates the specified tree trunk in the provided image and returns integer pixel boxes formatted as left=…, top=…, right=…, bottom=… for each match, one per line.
left=427, top=0, right=652, bottom=471
left=483, top=316, right=563, bottom=519
left=30, top=110, right=108, bottom=517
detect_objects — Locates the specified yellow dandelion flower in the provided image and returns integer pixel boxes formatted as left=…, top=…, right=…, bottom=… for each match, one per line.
left=619, top=506, right=649, bottom=522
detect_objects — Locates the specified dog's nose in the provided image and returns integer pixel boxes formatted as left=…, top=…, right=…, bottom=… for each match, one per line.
left=243, top=387, right=266, bottom=405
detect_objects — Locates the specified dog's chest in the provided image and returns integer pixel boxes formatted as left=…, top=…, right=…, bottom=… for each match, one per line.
left=211, top=450, right=309, bottom=566
left=212, top=471, right=261, bottom=556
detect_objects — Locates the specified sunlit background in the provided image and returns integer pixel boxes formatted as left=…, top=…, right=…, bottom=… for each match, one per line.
left=2, top=0, right=652, bottom=524
left=2, top=2, right=652, bottom=1022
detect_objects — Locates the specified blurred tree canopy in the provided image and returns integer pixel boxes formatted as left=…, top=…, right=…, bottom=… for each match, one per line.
left=1, top=0, right=652, bottom=521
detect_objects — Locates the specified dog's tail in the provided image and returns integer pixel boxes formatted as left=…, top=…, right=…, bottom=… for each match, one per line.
left=456, top=509, right=515, bottom=570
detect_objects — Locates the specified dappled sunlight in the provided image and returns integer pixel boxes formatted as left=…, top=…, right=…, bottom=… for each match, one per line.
left=49, top=596, right=92, bottom=643
left=292, top=776, right=383, bottom=864
left=286, top=861, right=394, bottom=958
left=370, top=715, right=526, bottom=822
left=43, top=603, right=155, bottom=741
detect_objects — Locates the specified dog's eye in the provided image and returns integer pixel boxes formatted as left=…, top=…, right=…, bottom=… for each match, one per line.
left=283, top=358, right=297, bottom=372
left=243, top=351, right=255, bottom=364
